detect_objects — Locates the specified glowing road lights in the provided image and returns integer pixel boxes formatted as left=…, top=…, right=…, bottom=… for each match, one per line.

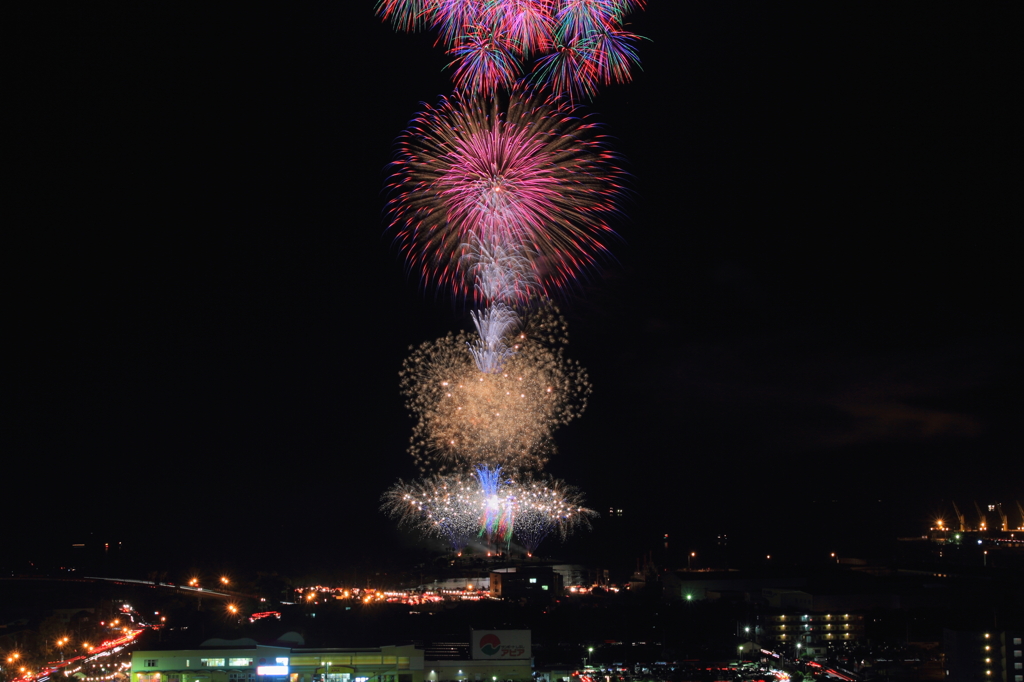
left=57, top=637, right=71, bottom=661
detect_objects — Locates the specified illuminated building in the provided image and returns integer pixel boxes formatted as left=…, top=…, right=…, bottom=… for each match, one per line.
left=131, top=632, right=534, bottom=682
left=489, top=567, right=562, bottom=599
left=944, top=629, right=1024, bottom=682
left=764, top=613, right=866, bottom=656
left=131, top=640, right=423, bottom=682
left=422, top=631, right=532, bottom=682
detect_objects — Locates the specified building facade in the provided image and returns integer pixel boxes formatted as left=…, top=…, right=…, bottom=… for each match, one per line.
left=131, top=633, right=533, bottom=682
left=130, top=643, right=423, bottom=682
left=944, top=629, right=1024, bottom=681
left=764, top=612, right=866, bottom=658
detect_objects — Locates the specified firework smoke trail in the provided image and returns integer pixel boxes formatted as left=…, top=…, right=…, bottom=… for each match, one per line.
left=468, top=304, right=517, bottom=374
left=400, top=303, right=590, bottom=474
left=475, top=465, right=515, bottom=543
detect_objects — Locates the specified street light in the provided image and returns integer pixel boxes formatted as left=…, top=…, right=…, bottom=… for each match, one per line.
left=57, top=637, right=70, bottom=661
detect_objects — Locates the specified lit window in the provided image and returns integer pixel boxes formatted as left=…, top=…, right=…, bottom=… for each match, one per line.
left=529, top=578, right=537, bottom=584
left=201, top=660, right=226, bottom=668
left=229, top=660, right=254, bottom=667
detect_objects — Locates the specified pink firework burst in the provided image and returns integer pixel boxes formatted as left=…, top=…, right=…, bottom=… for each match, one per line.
left=386, top=87, right=624, bottom=303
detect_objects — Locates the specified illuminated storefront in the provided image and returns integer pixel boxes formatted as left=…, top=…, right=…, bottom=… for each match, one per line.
left=131, top=643, right=422, bottom=682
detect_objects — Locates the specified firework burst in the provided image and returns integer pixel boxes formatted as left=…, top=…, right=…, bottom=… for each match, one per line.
left=376, top=0, right=645, bottom=97
left=382, top=466, right=596, bottom=553
left=375, top=0, right=438, bottom=32
left=400, top=303, right=589, bottom=474
left=382, top=471, right=482, bottom=551
left=512, top=473, right=596, bottom=554
left=387, top=87, right=623, bottom=304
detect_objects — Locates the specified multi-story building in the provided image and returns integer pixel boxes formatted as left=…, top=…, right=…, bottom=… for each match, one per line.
left=764, top=613, right=865, bottom=658
left=945, top=629, right=1024, bottom=681
left=1003, top=631, right=1024, bottom=682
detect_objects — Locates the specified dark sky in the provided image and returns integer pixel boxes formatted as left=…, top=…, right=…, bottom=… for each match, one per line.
left=8, top=3, right=1021, bottom=573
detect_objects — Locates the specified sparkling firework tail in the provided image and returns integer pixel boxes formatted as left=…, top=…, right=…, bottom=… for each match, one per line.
left=432, top=0, right=486, bottom=46
left=467, top=303, right=518, bottom=373
left=485, top=0, right=556, bottom=57
left=530, top=39, right=600, bottom=102
left=448, top=27, right=522, bottom=95
left=466, top=235, right=538, bottom=304
left=554, top=0, right=616, bottom=42
left=588, top=26, right=641, bottom=86
left=375, top=0, right=439, bottom=32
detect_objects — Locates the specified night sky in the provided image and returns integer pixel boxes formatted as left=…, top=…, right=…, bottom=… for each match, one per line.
left=9, top=3, right=1021, bottom=573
